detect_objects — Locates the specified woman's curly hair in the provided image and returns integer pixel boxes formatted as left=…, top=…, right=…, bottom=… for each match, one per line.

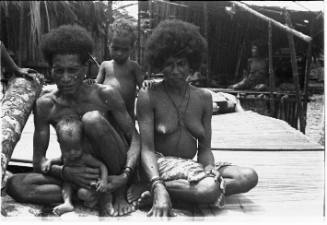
left=145, top=19, right=207, bottom=72
left=109, top=19, right=136, bottom=46
left=40, top=24, right=93, bottom=65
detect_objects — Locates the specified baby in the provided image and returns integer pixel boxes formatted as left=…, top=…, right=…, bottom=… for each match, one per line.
left=41, top=116, right=111, bottom=216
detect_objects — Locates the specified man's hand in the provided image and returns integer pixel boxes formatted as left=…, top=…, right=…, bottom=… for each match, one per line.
left=148, top=183, right=175, bottom=217
left=105, top=174, right=128, bottom=192
left=63, top=165, right=100, bottom=189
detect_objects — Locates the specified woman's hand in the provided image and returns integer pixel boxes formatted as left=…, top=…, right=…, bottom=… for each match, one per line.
left=63, top=165, right=100, bottom=189
left=147, top=183, right=175, bottom=217
left=105, top=174, right=128, bottom=192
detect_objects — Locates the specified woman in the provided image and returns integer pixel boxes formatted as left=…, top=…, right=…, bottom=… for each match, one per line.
left=134, top=19, right=258, bottom=217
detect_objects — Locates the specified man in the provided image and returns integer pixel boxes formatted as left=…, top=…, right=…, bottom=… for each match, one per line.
left=6, top=24, right=140, bottom=217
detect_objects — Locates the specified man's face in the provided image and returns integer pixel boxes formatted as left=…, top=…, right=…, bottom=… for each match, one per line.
left=109, top=35, right=133, bottom=64
left=51, top=54, right=86, bottom=95
left=161, top=56, right=191, bottom=85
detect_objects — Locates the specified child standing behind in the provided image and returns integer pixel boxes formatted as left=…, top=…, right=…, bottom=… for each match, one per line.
left=96, top=19, right=145, bottom=118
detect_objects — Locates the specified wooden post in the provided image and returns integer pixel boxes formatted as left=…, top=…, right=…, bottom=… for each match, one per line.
left=1, top=74, right=43, bottom=183
left=203, top=2, right=210, bottom=86
left=302, top=20, right=314, bottom=134
left=268, top=21, right=275, bottom=117
left=284, top=11, right=304, bottom=132
left=232, top=1, right=312, bottom=43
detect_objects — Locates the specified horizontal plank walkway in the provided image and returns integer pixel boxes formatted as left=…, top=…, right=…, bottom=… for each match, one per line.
left=2, top=111, right=325, bottom=221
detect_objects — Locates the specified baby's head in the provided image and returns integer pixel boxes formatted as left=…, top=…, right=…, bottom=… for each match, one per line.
left=109, top=19, right=136, bottom=64
left=56, top=116, right=83, bottom=160
left=145, top=19, right=207, bottom=74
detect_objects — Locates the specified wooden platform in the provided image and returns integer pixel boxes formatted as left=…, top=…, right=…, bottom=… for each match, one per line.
left=211, top=111, right=323, bottom=151
left=2, top=111, right=325, bottom=221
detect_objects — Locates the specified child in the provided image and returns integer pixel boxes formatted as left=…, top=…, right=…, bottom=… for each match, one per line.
left=96, top=19, right=145, bottom=117
left=41, top=116, right=112, bottom=216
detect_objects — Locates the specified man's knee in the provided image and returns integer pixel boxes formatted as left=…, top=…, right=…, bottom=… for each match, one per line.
left=82, top=111, right=103, bottom=127
left=237, top=167, right=258, bottom=192
left=6, top=174, right=33, bottom=203
left=195, top=177, right=220, bottom=204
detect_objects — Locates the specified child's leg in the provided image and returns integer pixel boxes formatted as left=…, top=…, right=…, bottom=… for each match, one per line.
left=53, top=182, right=74, bottom=216
left=77, top=188, right=98, bottom=209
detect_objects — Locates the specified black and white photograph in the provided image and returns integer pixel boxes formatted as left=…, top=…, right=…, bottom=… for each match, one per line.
left=0, top=1, right=325, bottom=223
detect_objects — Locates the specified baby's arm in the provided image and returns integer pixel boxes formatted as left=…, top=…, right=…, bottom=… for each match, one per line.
left=83, top=154, right=108, bottom=192
left=95, top=62, right=106, bottom=84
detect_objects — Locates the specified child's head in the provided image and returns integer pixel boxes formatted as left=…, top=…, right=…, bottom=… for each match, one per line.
left=56, top=116, right=83, bottom=160
left=109, top=19, right=136, bottom=64
left=145, top=19, right=207, bottom=74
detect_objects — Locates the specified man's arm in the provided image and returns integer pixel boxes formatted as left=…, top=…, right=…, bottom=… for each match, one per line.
left=95, top=62, right=106, bottom=84
left=197, top=90, right=215, bottom=172
left=84, top=154, right=108, bottom=183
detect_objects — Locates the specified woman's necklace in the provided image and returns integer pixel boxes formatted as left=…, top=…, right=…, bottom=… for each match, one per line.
left=163, top=81, right=190, bottom=150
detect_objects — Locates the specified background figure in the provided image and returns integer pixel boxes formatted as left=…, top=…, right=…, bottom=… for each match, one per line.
left=229, top=42, right=268, bottom=90
left=0, top=40, right=36, bottom=94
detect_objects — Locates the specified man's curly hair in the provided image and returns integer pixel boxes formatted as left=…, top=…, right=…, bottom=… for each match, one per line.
left=109, top=19, right=136, bottom=46
left=145, top=19, right=207, bottom=72
left=40, top=24, right=93, bottom=65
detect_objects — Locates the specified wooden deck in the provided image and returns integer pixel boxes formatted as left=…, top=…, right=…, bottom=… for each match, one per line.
left=2, top=111, right=325, bottom=221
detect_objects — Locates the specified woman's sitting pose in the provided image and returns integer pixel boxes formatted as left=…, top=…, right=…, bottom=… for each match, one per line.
left=129, top=19, right=258, bottom=217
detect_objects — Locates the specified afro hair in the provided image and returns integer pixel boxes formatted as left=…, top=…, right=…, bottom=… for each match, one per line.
left=40, top=24, right=93, bottom=65
left=145, top=19, right=207, bottom=72
left=109, top=19, right=136, bottom=46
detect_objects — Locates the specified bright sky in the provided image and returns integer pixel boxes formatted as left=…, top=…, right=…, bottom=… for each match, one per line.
left=115, top=1, right=324, bottom=19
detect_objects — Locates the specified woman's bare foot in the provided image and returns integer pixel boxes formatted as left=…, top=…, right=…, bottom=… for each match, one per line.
left=52, top=202, right=74, bottom=216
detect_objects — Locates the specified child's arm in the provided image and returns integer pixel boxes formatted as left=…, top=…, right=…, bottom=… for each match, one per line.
left=40, top=156, right=62, bottom=174
left=95, top=62, right=106, bottom=84
left=83, top=154, right=108, bottom=192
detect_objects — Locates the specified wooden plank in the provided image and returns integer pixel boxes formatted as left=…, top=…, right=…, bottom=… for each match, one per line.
left=211, top=111, right=323, bottom=151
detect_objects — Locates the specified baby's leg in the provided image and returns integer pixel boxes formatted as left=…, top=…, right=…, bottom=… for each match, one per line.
left=53, top=182, right=74, bottom=216
left=77, top=188, right=98, bottom=209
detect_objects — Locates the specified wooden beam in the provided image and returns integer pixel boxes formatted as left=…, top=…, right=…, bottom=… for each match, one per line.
left=232, top=1, right=312, bottom=43
left=268, top=21, right=275, bottom=117
left=302, top=19, right=314, bottom=134
left=203, top=2, right=210, bottom=85
left=284, top=11, right=304, bottom=132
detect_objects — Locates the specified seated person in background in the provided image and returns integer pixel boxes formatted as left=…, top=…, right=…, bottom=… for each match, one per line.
left=128, top=19, right=258, bottom=217
left=41, top=116, right=111, bottom=216
left=229, top=42, right=268, bottom=91
left=0, top=40, right=36, bottom=94
left=6, top=24, right=140, bottom=217
left=95, top=19, right=145, bottom=118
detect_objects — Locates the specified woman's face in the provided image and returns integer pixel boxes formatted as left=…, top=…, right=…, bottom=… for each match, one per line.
left=251, top=46, right=258, bottom=57
left=51, top=54, right=86, bottom=95
left=161, top=56, right=191, bottom=85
